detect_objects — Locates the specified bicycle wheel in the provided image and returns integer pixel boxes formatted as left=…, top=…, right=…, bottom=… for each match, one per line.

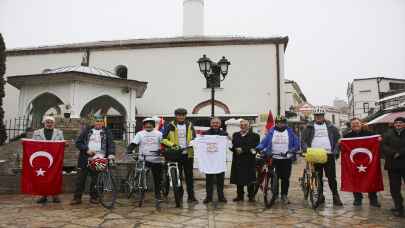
left=170, top=168, right=182, bottom=208
left=264, top=170, right=277, bottom=208
left=309, top=171, right=322, bottom=209
left=125, top=168, right=136, bottom=199
left=96, top=170, right=117, bottom=209
left=299, top=170, right=309, bottom=200
left=161, top=168, right=170, bottom=198
left=134, top=170, right=147, bottom=207
left=253, top=168, right=263, bottom=197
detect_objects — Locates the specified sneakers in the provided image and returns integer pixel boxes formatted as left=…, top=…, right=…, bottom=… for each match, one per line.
left=281, top=195, right=290, bottom=204
left=70, top=198, right=82, bottom=205
left=203, top=198, right=212, bottom=204
left=333, top=194, right=343, bottom=206
left=353, top=198, right=362, bottom=206
left=36, top=196, right=48, bottom=204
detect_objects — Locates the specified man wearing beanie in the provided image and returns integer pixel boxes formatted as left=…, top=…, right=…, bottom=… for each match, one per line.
left=382, top=116, right=405, bottom=217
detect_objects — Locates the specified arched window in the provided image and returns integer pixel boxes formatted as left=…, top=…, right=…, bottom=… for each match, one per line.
left=115, top=65, right=128, bottom=79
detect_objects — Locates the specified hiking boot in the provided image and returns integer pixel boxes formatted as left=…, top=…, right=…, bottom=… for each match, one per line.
left=36, top=196, right=48, bottom=204
left=203, top=198, right=212, bottom=204
left=333, top=194, right=343, bottom=206
left=70, top=198, right=82, bottom=205
left=233, top=197, right=244, bottom=202
left=281, top=195, right=290, bottom=204
left=353, top=198, right=362, bottom=206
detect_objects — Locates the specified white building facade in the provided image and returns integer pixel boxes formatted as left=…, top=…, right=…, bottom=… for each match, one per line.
left=4, top=36, right=288, bottom=126
left=347, top=77, right=405, bottom=119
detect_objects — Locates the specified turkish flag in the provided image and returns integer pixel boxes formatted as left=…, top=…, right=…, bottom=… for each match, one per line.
left=21, top=139, right=65, bottom=195
left=340, top=135, right=383, bottom=192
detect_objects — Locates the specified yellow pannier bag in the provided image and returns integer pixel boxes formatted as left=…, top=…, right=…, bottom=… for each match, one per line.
left=305, top=148, right=328, bottom=164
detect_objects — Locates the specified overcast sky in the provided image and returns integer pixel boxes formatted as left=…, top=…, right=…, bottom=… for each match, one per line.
left=1, top=0, right=404, bottom=106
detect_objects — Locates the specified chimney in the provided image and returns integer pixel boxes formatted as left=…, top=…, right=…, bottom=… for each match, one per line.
left=183, top=0, right=204, bottom=36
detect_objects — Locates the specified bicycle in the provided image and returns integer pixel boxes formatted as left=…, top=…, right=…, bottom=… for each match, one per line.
left=254, top=151, right=295, bottom=208
left=298, top=150, right=324, bottom=209
left=161, top=146, right=193, bottom=208
left=125, top=152, right=160, bottom=207
left=94, top=158, right=117, bottom=209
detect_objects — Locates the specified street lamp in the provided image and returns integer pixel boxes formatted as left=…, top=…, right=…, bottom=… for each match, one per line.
left=197, top=54, right=231, bottom=117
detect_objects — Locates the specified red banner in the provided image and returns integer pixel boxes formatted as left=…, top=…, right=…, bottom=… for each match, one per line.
left=340, top=135, right=383, bottom=192
left=21, top=139, right=65, bottom=195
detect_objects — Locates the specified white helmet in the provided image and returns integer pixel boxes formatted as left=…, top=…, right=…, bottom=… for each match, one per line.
left=142, top=117, right=156, bottom=127
left=313, top=106, right=326, bottom=115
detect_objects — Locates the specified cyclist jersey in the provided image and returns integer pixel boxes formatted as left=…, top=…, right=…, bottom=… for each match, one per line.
left=132, top=130, right=162, bottom=163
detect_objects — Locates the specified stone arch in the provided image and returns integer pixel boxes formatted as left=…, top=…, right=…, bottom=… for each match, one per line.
left=192, top=99, right=231, bottom=114
left=25, top=92, right=64, bottom=127
left=80, top=95, right=127, bottom=119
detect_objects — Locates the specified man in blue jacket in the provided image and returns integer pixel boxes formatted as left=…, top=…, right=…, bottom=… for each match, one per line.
left=256, top=115, right=300, bottom=204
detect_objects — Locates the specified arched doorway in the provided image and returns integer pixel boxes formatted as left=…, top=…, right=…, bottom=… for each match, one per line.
left=26, top=92, right=64, bottom=128
left=80, top=95, right=127, bottom=139
left=192, top=99, right=231, bottom=115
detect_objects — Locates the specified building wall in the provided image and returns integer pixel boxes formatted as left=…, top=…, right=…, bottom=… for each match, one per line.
left=348, top=78, right=405, bottom=119
left=4, top=52, right=84, bottom=120
left=4, top=43, right=286, bottom=121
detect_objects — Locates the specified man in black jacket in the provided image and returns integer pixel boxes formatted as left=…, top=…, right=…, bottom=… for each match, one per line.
left=382, top=117, right=405, bottom=217
left=70, top=116, right=115, bottom=205
left=301, top=106, right=343, bottom=206
left=203, top=117, right=228, bottom=204
left=343, top=118, right=381, bottom=207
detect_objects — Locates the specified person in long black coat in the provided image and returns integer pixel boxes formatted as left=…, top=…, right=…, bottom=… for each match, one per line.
left=230, top=119, right=260, bottom=202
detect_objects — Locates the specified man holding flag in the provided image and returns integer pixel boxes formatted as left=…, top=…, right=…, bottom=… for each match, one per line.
left=341, top=118, right=381, bottom=207
left=382, top=117, right=405, bottom=217
left=22, top=116, right=65, bottom=202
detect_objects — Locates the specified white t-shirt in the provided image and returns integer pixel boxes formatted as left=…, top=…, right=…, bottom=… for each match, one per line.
left=272, top=130, right=291, bottom=159
left=132, top=130, right=163, bottom=163
left=88, top=129, right=102, bottom=153
left=191, top=135, right=229, bottom=174
left=311, top=123, right=332, bottom=153
left=177, top=124, right=188, bottom=148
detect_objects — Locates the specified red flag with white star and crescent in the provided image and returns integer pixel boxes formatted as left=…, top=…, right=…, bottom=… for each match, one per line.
left=21, top=139, right=65, bottom=195
left=340, top=135, right=383, bottom=192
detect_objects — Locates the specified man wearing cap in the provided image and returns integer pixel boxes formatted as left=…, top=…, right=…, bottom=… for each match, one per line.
left=382, top=117, right=405, bottom=217
left=32, top=115, right=64, bottom=204
left=70, top=115, right=115, bottom=205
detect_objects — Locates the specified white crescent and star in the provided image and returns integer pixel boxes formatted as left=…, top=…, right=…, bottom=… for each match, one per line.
left=349, top=148, right=373, bottom=173
left=29, top=151, right=54, bottom=176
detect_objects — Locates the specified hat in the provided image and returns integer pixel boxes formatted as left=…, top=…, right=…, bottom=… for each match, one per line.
left=394, top=117, right=405, bottom=123
left=94, top=114, right=104, bottom=121
left=42, top=116, right=55, bottom=123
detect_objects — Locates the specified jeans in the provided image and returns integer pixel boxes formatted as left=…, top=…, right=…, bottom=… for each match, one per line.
left=273, top=159, right=292, bottom=196
left=314, top=154, right=339, bottom=196
left=146, top=162, right=163, bottom=199
left=178, top=157, right=195, bottom=198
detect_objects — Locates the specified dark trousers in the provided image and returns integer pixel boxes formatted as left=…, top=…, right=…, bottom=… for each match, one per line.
left=353, top=192, right=378, bottom=201
left=73, top=167, right=98, bottom=199
left=178, top=157, right=195, bottom=197
left=146, top=162, right=163, bottom=199
left=388, top=169, right=405, bottom=210
left=273, top=159, right=292, bottom=196
left=237, top=184, right=255, bottom=199
left=314, top=154, right=339, bottom=196
left=206, top=172, right=225, bottom=200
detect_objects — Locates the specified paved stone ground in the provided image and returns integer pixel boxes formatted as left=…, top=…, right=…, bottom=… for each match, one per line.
left=0, top=159, right=404, bottom=228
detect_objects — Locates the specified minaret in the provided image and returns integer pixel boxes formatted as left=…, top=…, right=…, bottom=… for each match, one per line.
left=183, top=0, right=204, bottom=36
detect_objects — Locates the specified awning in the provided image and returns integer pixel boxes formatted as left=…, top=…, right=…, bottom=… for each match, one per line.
left=367, top=111, right=405, bottom=125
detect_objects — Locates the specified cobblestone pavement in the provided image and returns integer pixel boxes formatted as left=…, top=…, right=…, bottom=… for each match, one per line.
left=0, top=159, right=404, bottom=228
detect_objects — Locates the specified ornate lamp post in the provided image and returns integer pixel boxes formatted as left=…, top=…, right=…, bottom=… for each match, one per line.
left=197, top=55, right=231, bottom=117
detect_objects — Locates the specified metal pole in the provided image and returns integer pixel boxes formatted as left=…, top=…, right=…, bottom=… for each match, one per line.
left=211, top=76, right=215, bottom=117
